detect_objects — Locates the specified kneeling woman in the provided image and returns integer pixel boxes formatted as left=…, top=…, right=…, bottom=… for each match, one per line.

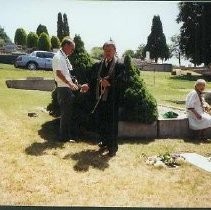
left=186, top=79, right=211, bottom=139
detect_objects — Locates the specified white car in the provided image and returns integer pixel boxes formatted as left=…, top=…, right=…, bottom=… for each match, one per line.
left=14, top=51, right=55, bottom=70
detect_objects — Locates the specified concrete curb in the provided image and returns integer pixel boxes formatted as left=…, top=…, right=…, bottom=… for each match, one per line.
left=5, top=78, right=55, bottom=91
left=118, top=118, right=192, bottom=139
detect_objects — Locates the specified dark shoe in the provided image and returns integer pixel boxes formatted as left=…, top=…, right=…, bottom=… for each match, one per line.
left=59, top=137, right=76, bottom=143
left=59, top=138, right=69, bottom=142
left=98, top=141, right=107, bottom=149
left=108, top=151, right=116, bottom=157
left=98, top=146, right=108, bottom=155
left=99, top=150, right=109, bottom=157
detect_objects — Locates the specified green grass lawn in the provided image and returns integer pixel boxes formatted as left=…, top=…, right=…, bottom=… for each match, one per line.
left=0, top=64, right=211, bottom=207
left=141, top=71, right=211, bottom=108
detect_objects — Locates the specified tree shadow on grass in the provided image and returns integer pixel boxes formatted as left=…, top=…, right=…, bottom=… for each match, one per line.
left=181, top=135, right=211, bottom=145
left=118, top=137, right=157, bottom=145
left=170, top=74, right=211, bottom=81
left=25, top=118, right=99, bottom=156
left=63, top=149, right=110, bottom=172
left=25, top=118, right=65, bottom=156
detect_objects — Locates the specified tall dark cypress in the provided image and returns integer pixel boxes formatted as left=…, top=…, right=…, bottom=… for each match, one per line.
left=63, top=13, right=70, bottom=37
left=143, top=15, right=169, bottom=63
left=57, top=12, right=63, bottom=41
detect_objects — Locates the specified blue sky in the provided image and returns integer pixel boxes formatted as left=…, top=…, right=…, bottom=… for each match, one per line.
left=0, top=0, right=185, bottom=64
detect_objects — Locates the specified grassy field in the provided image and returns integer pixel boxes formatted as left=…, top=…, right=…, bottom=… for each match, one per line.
left=0, top=64, right=211, bottom=207
left=141, top=70, right=211, bottom=108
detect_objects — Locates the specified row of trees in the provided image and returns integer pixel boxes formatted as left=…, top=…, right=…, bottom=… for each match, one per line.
left=13, top=12, right=70, bottom=51
left=4, top=3, right=211, bottom=66
left=14, top=27, right=60, bottom=51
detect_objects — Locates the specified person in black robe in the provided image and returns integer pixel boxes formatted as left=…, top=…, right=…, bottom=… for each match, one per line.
left=88, top=40, right=127, bottom=157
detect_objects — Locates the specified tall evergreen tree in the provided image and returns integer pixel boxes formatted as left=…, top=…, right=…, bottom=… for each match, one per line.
left=69, top=34, right=93, bottom=83
left=63, top=13, right=70, bottom=37
left=57, top=12, right=64, bottom=41
left=14, top=28, right=27, bottom=46
left=36, top=24, right=49, bottom=37
left=37, top=32, right=51, bottom=51
left=0, top=26, right=11, bottom=44
left=27, top=32, right=38, bottom=49
left=143, top=15, right=170, bottom=63
left=177, top=2, right=211, bottom=66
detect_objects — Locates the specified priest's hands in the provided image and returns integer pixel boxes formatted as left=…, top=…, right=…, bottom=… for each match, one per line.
left=100, top=78, right=111, bottom=88
left=80, top=84, right=89, bottom=93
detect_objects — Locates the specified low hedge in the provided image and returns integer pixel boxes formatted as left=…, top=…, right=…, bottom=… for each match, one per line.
left=0, top=54, right=24, bottom=64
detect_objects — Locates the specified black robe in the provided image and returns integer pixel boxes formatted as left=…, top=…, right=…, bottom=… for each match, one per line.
left=88, top=58, right=127, bottom=153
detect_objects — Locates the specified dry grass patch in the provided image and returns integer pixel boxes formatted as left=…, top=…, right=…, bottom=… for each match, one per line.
left=0, top=65, right=211, bottom=207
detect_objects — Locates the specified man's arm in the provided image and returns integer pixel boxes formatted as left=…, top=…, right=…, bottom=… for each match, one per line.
left=188, top=108, right=202, bottom=120
left=56, top=70, right=78, bottom=91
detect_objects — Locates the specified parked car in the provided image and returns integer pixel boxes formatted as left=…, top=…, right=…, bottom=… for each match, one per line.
left=14, top=51, right=55, bottom=70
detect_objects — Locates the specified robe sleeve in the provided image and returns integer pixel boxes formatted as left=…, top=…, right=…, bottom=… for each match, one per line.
left=186, top=91, right=198, bottom=109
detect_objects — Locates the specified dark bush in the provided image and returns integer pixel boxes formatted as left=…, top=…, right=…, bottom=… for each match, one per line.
left=0, top=54, right=23, bottom=64
left=120, top=55, right=158, bottom=123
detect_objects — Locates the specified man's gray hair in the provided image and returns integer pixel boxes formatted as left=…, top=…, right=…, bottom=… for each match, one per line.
left=103, top=40, right=116, bottom=50
left=195, top=79, right=206, bottom=86
left=61, top=37, right=75, bottom=48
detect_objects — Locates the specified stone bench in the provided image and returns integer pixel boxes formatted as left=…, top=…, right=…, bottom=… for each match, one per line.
left=118, top=117, right=211, bottom=139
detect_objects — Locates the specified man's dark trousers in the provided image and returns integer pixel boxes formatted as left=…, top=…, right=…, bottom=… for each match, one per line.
left=57, top=87, right=76, bottom=141
left=97, top=99, right=119, bottom=154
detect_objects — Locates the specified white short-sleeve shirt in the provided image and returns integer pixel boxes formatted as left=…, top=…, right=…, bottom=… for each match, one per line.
left=52, top=49, right=73, bottom=87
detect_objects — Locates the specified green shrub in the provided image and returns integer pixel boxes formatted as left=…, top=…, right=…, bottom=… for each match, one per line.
left=51, top=36, right=60, bottom=49
left=120, top=55, right=158, bottom=123
left=38, top=32, right=51, bottom=51
left=46, top=89, right=60, bottom=117
left=0, top=54, right=24, bottom=64
left=14, top=28, right=27, bottom=46
left=27, top=32, right=38, bottom=49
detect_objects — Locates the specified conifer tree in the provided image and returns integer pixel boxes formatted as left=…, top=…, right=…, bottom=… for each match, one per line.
left=0, top=26, right=11, bottom=44
left=14, top=28, right=27, bottom=46
left=121, top=55, right=158, bottom=123
left=143, top=15, right=170, bottom=63
left=51, top=36, right=60, bottom=49
left=27, top=32, right=38, bottom=49
left=69, top=34, right=93, bottom=83
left=36, top=24, right=49, bottom=37
left=37, top=32, right=51, bottom=51
left=63, top=13, right=70, bottom=37
left=57, top=12, right=64, bottom=41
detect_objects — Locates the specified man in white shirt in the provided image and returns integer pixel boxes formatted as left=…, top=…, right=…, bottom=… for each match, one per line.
left=52, top=37, right=89, bottom=142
